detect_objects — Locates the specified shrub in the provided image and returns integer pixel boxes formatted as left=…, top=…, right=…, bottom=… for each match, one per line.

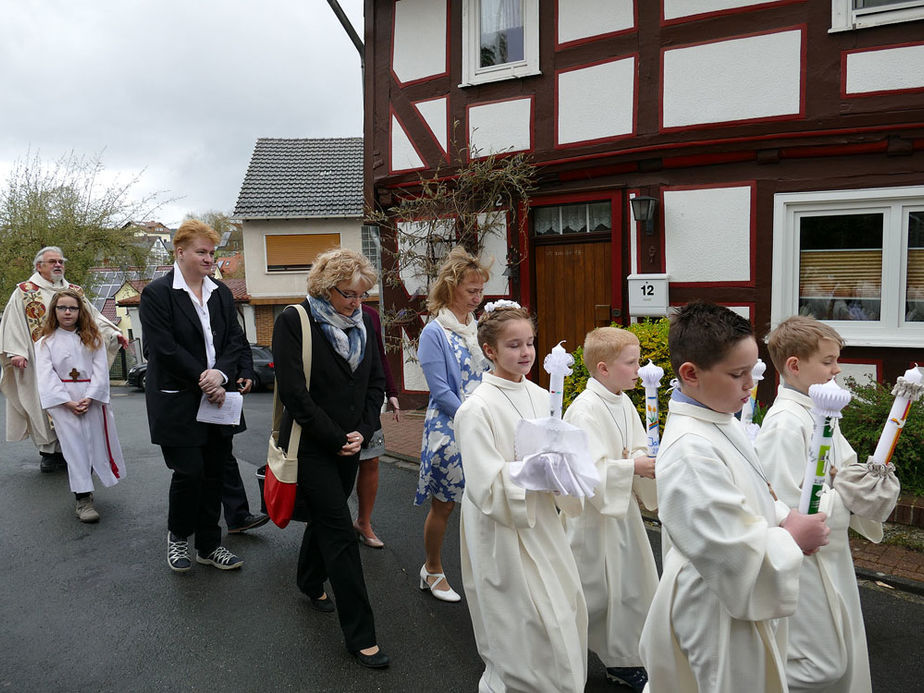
left=562, top=318, right=675, bottom=439
left=839, top=376, right=924, bottom=496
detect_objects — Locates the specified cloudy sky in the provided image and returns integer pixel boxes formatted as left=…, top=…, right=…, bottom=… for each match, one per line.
left=0, top=0, right=364, bottom=227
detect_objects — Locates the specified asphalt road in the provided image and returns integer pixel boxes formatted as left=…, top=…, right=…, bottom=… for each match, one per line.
left=1, top=386, right=923, bottom=692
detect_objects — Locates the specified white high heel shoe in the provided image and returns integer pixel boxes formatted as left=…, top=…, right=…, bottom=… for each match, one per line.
left=419, top=564, right=462, bottom=603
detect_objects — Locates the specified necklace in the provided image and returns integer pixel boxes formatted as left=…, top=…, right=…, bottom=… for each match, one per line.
left=495, top=383, right=537, bottom=420
left=712, top=423, right=779, bottom=501
left=592, top=390, right=632, bottom=458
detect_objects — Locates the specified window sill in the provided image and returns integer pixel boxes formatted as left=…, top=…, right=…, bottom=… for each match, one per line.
left=459, top=67, right=541, bottom=88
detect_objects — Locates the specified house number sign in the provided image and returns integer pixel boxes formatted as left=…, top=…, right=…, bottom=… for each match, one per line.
left=627, top=273, right=670, bottom=317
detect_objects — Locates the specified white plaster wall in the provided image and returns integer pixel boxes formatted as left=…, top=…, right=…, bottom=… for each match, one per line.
left=478, top=212, right=512, bottom=296
left=835, top=362, right=877, bottom=388
left=468, top=98, right=532, bottom=156
left=558, top=57, right=635, bottom=145
left=663, top=0, right=782, bottom=20
left=402, top=327, right=429, bottom=391
left=391, top=115, right=424, bottom=171
left=557, top=0, right=633, bottom=44
left=663, top=30, right=802, bottom=128
left=392, top=0, right=446, bottom=83
left=667, top=304, right=750, bottom=320
left=396, top=219, right=455, bottom=298
left=664, top=186, right=752, bottom=283
left=242, top=218, right=365, bottom=299
left=415, top=97, right=448, bottom=153
left=846, top=44, right=924, bottom=94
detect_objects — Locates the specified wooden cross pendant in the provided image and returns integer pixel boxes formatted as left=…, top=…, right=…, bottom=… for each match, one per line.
left=69, top=368, right=81, bottom=380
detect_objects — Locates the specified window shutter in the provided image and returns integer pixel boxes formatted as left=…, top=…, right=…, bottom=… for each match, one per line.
left=265, top=234, right=340, bottom=271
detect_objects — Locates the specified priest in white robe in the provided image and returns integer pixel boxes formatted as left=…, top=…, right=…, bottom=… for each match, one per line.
left=0, top=247, right=123, bottom=467
left=456, top=372, right=588, bottom=693
left=562, top=377, right=659, bottom=675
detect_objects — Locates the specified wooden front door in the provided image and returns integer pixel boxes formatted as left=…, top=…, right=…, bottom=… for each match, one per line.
left=534, top=239, right=613, bottom=387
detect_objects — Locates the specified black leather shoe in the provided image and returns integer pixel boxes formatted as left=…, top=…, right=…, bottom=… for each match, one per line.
left=353, top=648, right=390, bottom=669
left=40, top=454, right=56, bottom=473
left=310, top=594, right=335, bottom=613
left=228, top=513, right=270, bottom=534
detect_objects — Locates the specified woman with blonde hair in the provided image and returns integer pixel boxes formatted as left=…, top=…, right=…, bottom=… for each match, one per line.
left=272, top=247, right=389, bottom=668
left=35, top=289, right=126, bottom=522
left=415, top=246, right=491, bottom=602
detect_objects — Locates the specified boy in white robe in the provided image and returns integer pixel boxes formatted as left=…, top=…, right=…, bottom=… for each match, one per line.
left=639, top=301, right=830, bottom=693
left=455, top=302, right=588, bottom=693
left=562, top=327, right=657, bottom=691
left=34, top=290, right=125, bottom=522
left=756, top=316, right=897, bottom=693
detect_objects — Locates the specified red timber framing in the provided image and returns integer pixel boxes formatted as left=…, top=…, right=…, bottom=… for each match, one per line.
left=365, top=0, right=924, bottom=401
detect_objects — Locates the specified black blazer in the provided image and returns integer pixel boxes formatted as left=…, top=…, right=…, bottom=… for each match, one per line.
left=272, top=301, right=385, bottom=458
left=139, top=270, right=245, bottom=446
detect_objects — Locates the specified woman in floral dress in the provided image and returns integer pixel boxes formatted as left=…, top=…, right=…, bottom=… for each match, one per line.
left=415, top=247, right=491, bottom=602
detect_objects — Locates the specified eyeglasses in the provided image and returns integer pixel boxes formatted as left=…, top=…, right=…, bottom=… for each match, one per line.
left=55, top=305, right=79, bottom=312
left=332, top=286, right=369, bottom=301
left=45, top=259, right=66, bottom=266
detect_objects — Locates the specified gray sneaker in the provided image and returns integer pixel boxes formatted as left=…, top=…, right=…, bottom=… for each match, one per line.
left=75, top=495, right=100, bottom=523
left=196, top=546, right=243, bottom=570
left=167, top=532, right=192, bottom=572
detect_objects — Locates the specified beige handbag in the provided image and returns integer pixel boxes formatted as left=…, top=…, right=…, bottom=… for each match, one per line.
left=264, top=304, right=311, bottom=528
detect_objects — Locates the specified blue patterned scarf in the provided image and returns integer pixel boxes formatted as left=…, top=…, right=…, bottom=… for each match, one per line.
left=307, top=295, right=366, bottom=371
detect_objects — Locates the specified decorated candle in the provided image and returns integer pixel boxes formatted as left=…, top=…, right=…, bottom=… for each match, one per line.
left=543, top=340, right=574, bottom=420
left=740, top=358, right=766, bottom=426
left=638, top=360, right=665, bottom=456
left=799, top=379, right=852, bottom=515
left=871, top=366, right=924, bottom=467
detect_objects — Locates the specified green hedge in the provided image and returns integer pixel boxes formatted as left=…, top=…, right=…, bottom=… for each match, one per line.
left=840, top=376, right=924, bottom=496
left=562, top=319, right=674, bottom=438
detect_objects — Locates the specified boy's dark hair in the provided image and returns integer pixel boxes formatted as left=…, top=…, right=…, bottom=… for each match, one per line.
left=668, top=301, right=753, bottom=373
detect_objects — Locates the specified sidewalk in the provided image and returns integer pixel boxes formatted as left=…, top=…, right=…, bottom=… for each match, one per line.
left=380, top=410, right=924, bottom=595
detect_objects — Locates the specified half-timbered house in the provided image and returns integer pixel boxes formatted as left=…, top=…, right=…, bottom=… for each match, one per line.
left=364, top=0, right=924, bottom=399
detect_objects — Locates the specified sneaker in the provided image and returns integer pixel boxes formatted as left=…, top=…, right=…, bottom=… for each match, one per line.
left=605, top=667, right=648, bottom=692
left=227, top=512, right=270, bottom=534
left=196, top=546, right=243, bottom=570
left=75, top=495, right=100, bottom=523
left=167, top=531, right=192, bottom=572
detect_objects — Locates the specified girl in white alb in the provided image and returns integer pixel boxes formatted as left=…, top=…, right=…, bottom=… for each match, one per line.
left=454, top=301, right=588, bottom=693
left=35, top=289, right=125, bottom=522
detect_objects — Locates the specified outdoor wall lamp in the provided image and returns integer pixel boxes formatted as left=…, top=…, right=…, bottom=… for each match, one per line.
left=630, top=196, right=658, bottom=236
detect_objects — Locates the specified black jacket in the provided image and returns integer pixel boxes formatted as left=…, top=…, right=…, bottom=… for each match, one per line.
left=272, top=301, right=385, bottom=458
left=139, top=270, right=246, bottom=446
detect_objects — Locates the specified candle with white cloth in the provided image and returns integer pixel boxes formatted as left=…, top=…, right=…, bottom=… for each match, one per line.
left=740, top=358, right=766, bottom=426
left=870, top=365, right=924, bottom=467
left=543, top=340, right=573, bottom=419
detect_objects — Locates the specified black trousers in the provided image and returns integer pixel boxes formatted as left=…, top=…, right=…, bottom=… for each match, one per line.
left=161, top=425, right=232, bottom=555
left=296, top=452, right=376, bottom=652
left=221, top=452, right=251, bottom=527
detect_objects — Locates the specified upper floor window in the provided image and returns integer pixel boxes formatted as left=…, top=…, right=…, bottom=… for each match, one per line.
left=265, top=233, right=339, bottom=272
left=772, top=186, right=924, bottom=347
left=462, top=0, right=539, bottom=86
left=831, top=0, right=924, bottom=32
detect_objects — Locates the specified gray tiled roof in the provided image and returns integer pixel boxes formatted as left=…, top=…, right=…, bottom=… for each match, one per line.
left=233, top=137, right=363, bottom=219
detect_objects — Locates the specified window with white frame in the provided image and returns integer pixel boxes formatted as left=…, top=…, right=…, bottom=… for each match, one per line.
left=831, top=0, right=924, bottom=32
left=772, top=186, right=924, bottom=347
left=461, top=0, right=539, bottom=86
left=361, top=224, right=382, bottom=275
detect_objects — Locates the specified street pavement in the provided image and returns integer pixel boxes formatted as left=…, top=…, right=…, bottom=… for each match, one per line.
left=1, top=386, right=923, bottom=692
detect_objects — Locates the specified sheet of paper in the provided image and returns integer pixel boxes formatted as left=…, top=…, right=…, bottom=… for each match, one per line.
left=196, top=391, right=243, bottom=425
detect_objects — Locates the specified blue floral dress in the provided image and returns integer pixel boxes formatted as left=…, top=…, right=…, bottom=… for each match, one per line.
left=415, top=329, right=486, bottom=504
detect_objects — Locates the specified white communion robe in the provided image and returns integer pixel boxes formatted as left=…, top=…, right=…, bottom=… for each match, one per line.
left=455, top=372, right=588, bottom=693
left=35, top=329, right=125, bottom=493
left=0, top=273, right=120, bottom=449
left=639, top=399, right=804, bottom=693
left=561, top=378, right=659, bottom=668
left=756, top=386, right=884, bottom=693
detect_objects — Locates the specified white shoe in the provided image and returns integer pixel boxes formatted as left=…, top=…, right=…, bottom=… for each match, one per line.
left=419, top=564, right=461, bottom=603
